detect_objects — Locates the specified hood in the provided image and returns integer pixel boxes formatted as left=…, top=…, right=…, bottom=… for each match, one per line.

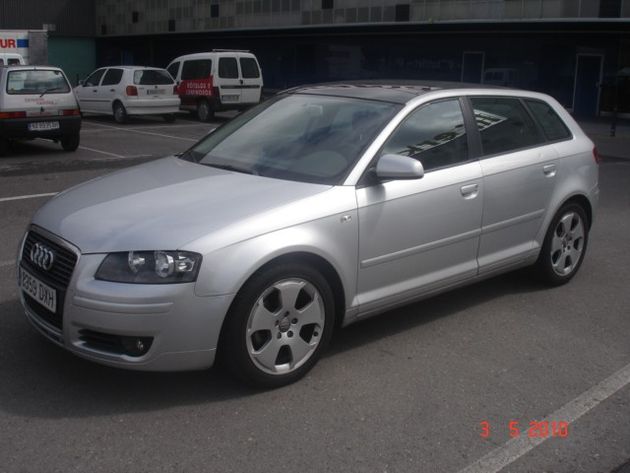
left=33, top=157, right=332, bottom=253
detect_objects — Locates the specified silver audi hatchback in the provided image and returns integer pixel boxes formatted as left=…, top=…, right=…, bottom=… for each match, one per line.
left=17, top=82, right=599, bottom=387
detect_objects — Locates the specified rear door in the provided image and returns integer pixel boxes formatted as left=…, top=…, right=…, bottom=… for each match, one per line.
left=238, top=54, right=262, bottom=104
left=179, top=59, right=213, bottom=109
left=216, top=55, right=241, bottom=105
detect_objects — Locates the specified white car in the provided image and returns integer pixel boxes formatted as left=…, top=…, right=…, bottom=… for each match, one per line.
left=74, top=66, right=180, bottom=123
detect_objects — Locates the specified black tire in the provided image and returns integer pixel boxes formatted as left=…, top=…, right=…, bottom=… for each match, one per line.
left=163, top=113, right=176, bottom=123
left=60, top=133, right=80, bottom=152
left=220, top=262, right=335, bottom=388
left=534, top=202, right=589, bottom=286
left=113, top=101, right=128, bottom=124
left=197, top=99, right=214, bottom=122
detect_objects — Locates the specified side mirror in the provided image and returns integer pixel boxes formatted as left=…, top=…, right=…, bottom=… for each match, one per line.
left=375, top=154, right=424, bottom=180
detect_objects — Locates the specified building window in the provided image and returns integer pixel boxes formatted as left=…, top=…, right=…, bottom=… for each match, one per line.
left=211, top=4, right=220, bottom=17
left=395, top=4, right=410, bottom=21
left=132, top=11, right=139, bottom=23
left=599, top=0, right=621, bottom=17
left=322, top=0, right=333, bottom=10
left=168, top=19, right=176, bottom=31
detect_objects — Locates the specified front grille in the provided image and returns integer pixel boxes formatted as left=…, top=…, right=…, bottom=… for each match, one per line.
left=21, top=230, right=78, bottom=288
left=20, top=229, right=79, bottom=331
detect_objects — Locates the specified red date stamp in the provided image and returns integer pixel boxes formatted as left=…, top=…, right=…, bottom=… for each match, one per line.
left=480, top=420, right=569, bottom=439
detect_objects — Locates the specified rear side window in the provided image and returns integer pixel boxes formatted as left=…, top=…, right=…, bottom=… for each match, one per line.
left=240, top=57, right=260, bottom=78
left=6, top=69, right=71, bottom=95
left=181, top=60, right=212, bottom=80
left=471, top=97, right=545, bottom=156
left=218, top=57, right=239, bottom=78
left=134, top=69, right=174, bottom=85
left=381, top=99, right=469, bottom=172
left=101, top=68, right=124, bottom=86
left=524, top=99, right=572, bottom=141
left=166, top=62, right=180, bottom=79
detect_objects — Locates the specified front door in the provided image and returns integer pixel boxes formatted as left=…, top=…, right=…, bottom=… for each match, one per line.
left=356, top=98, right=483, bottom=313
left=573, top=54, right=603, bottom=117
left=76, top=68, right=106, bottom=113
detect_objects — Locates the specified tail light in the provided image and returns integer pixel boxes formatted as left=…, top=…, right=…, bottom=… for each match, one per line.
left=0, top=111, right=27, bottom=119
left=126, top=85, right=138, bottom=96
left=61, top=109, right=81, bottom=116
left=593, top=147, right=602, bottom=164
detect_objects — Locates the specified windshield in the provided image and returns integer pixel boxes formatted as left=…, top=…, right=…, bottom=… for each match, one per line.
left=181, top=94, right=400, bottom=185
left=6, top=69, right=71, bottom=95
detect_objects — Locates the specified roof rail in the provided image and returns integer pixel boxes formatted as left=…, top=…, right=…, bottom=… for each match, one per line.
left=212, top=49, right=250, bottom=53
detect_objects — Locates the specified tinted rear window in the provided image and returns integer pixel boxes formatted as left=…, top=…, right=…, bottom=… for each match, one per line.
left=525, top=99, right=572, bottom=141
left=471, top=97, right=545, bottom=156
left=134, top=69, right=174, bottom=85
left=240, top=57, right=260, bottom=78
left=6, top=70, right=71, bottom=95
left=218, top=57, right=239, bottom=78
left=181, top=60, right=212, bottom=80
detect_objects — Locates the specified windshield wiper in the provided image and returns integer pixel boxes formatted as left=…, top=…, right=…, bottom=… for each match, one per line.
left=39, top=87, right=63, bottom=97
left=202, top=163, right=256, bottom=175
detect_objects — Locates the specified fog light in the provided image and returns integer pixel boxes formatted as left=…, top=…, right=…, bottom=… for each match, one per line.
left=121, top=336, right=153, bottom=356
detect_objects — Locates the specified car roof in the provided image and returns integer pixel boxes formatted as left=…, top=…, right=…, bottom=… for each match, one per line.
left=0, top=65, right=62, bottom=70
left=99, top=66, right=168, bottom=71
left=284, top=80, right=508, bottom=104
left=170, top=51, right=256, bottom=62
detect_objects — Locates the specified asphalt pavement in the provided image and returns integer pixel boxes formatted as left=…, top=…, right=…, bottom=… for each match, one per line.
left=0, top=113, right=629, bottom=473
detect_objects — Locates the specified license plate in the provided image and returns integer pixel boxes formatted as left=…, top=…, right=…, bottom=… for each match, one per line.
left=221, top=95, right=239, bottom=102
left=147, top=89, right=165, bottom=95
left=19, top=266, right=57, bottom=312
left=28, top=121, right=60, bottom=131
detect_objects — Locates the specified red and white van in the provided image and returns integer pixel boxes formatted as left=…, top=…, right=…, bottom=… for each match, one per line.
left=166, top=50, right=263, bottom=121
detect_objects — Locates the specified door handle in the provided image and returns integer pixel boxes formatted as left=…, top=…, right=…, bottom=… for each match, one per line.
left=93, top=89, right=98, bottom=93
left=460, top=183, right=479, bottom=199
left=110, top=89, right=115, bottom=92
left=543, top=164, right=557, bottom=177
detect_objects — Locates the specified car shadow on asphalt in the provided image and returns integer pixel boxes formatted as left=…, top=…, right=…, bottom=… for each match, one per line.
left=0, top=269, right=548, bottom=419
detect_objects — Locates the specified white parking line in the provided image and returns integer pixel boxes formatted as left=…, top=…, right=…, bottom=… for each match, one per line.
left=0, top=260, right=13, bottom=268
left=0, top=192, right=58, bottom=203
left=78, top=145, right=125, bottom=158
left=83, top=121, right=198, bottom=142
left=457, top=362, right=630, bottom=473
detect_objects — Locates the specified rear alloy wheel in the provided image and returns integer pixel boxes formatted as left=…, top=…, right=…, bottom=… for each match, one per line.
left=60, top=133, right=80, bottom=152
left=197, top=99, right=214, bottom=122
left=113, top=102, right=128, bottom=124
left=535, top=203, right=588, bottom=286
left=221, top=263, right=335, bottom=388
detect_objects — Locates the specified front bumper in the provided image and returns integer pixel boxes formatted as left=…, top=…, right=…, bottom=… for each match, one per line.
left=18, top=229, right=233, bottom=372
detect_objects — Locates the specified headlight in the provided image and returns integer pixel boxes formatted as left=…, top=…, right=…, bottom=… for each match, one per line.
left=95, top=251, right=202, bottom=284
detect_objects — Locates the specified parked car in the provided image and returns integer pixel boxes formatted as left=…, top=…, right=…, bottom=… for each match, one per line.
left=166, top=50, right=263, bottom=121
left=0, top=65, right=81, bottom=155
left=75, top=66, right=180, bottom=123
left=17, top=82, right=598, bottom=387
left=0, top=53, right=26, bottom=65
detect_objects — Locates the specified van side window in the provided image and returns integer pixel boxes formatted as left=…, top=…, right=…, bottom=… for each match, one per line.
left=8, top=58, right=21, bottom=65
left=181, top=60, right=212, bottom=80
left=470, top=97, right=545, bottom=156
left=218, top=57, right=239, bottom=79
left=167, top=62, right=180, bottom=80
left=84, top=69, right=106, bottom=87
left=524, top=99, right=572, bottom=142
left=381, top=99, right=469, bottom=172
left=101, top=68, right=124, bottom=86
left=240, top=58, right=260, bottom=78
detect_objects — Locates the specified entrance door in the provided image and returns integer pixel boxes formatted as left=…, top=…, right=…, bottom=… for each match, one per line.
left=573, top=54, right=603, bottom=117
left=461, top=52, right=485, bottom=83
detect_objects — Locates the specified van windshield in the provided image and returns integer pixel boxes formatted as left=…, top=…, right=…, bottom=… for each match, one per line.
left=6, top=70, right=70, bottom=95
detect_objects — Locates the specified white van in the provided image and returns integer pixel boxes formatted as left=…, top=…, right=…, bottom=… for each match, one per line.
left=166, top=50, right=263, bottom=121
left=0, top=65, right=81, bottom=155
left=0, top=53, right=26, bottom=66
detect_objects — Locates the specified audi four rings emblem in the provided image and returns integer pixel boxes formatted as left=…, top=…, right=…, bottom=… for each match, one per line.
left=30, top=243, right=55, bottom=271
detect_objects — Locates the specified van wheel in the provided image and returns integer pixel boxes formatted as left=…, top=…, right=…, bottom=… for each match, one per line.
left=113, top=102, right=128, bottom=124
left=534, top=203, right=589, bottom=286
left=162, top=113, right=176, bottom=123
left=220, top=263, right=335, bottom=388
left=61, top=134, right=80, bottom=152
left=197, top=99, right=214, bottom=122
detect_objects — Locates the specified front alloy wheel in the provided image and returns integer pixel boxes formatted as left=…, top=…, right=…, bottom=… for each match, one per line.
left=221, top=263, right=335, bottom=388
